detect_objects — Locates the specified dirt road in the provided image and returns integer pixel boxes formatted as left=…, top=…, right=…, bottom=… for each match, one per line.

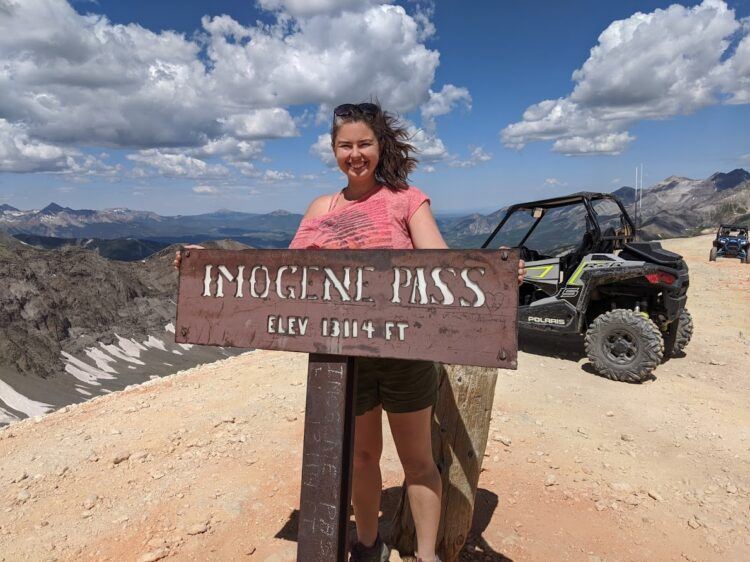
left=0, top=234, right=748, bottom=561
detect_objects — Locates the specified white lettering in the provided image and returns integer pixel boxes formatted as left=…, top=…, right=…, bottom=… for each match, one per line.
left=275, top=265, right=298, bottom=299
left=409, top=267, right=429, bottom=305
left=385, top=321, right=394, bottom=340
left=355, top=267, right=375, bottom=302
left=202, top=265, right=213, bottom=297
left=268, top=315, right=309, bottom=335
left=323, top=267, right=351, bottom=302
left=391, top=267, right=412, bottom=304
left=216, top=265, right=236, bottom=298
left=361, top=320, right=374, bottom=339
left=234, top=265, right=245, bottom=298
left=250, top=266, right=270, bottom=298
left=301, top=266, right=319, bottom=300
left=430, top=267, right=455, bottom=305
left=459, top=267, right=486, bottom=308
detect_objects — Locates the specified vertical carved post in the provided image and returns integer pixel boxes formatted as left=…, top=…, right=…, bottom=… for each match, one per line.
left=297, top=355, right=358, bottom=562
left=391, top=364, right=498, bottom=562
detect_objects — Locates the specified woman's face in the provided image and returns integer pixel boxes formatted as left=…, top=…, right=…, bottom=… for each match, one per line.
left=332, top=121, right=380, bottom=184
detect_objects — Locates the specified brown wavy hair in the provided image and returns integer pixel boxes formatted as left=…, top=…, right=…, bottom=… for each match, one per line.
left=331, top=102, right=418, bottom=190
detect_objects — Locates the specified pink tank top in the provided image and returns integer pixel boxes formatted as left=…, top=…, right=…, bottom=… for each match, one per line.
left=289, top=185, right=429, bottom=250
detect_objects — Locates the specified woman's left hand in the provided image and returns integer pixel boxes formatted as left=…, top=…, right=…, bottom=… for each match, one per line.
left=517, top=259, right=526, bottom=285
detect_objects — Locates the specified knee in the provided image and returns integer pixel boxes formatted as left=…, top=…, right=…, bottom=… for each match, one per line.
left=353, top=446, right=381, bottom=470
left=401, top=457, right=438, bottom=484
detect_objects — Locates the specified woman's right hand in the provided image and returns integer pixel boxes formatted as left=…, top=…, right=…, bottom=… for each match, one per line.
left=173, top=244, right=205, bottom=270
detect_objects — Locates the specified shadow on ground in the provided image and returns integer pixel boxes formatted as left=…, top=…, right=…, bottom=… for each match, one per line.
left=519, top=331, right=586, bottom=362
left=275, top=487, right=513, bottom=561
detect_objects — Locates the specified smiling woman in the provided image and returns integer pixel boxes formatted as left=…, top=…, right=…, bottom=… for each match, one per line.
left=289, top=101, right=448, bottom=562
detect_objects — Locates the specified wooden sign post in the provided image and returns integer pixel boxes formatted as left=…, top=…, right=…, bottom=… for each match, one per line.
left=175, top=249, right=518, bottom=561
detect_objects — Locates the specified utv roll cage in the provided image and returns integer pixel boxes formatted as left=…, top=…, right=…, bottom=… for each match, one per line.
left=482, top=192, right=636, bottom=252
left=480, top=193, right=638, bottom=283
left=717, top=224, right=748, bottom=236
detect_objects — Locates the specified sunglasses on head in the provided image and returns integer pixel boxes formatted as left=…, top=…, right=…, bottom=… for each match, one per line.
left=333, top=103, right=380, bottom=118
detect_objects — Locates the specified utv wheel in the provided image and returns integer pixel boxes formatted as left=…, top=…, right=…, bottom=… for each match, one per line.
left=709, top=247, right=717, bottom=261
left=672, top=308, right=694, bottom=354
left=585, top=309, right=664, bottom=383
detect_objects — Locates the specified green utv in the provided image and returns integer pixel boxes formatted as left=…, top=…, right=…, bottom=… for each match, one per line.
left=482, top=193, right=692, bottom=383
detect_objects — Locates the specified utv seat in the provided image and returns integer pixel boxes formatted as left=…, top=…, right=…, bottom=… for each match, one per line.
left=561, top=230, right=595, bottom=282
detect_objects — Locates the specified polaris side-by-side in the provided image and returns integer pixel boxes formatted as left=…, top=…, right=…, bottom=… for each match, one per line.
left=709, top=224, right=749, bottom=263
left=482, top=193, right=692, bottom=383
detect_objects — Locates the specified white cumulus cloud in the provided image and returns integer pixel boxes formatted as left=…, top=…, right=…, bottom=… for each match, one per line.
left=0, top=119, right=75, bottom=173
left=310, top=133, right=336, bottom=166
left=262, top=169, right=295, bottom=182
left=448, top=146, right=491, bottom=168
left=420, top=84, right=472, bottom=132
left=127, top=150, right=230, bottom=179
left=0, top=0, right=448, bottom=176
left=501, top=0, right=750, bottom=155
left=220, top=109, right=298, bottom=140
left=193, top=185, right=219, bottom=194
left=256, top=0, right=384, bottom=18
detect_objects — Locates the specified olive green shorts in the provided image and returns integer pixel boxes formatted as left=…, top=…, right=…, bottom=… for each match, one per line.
left=355, top=357, right=439, bottom=416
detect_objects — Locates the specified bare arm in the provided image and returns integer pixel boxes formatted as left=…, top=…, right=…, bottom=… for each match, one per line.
left=408, top=202, right=449, bottom=249
left=302, top=194, right=335, bottom=221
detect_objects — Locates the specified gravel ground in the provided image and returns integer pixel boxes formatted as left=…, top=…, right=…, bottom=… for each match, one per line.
left=0, top=233, right=748, bottom=562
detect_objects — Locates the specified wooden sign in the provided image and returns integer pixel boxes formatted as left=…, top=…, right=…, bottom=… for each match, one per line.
left=175, top=248, right=519, bottom=561
left=175, top=248, right=518, bottom=369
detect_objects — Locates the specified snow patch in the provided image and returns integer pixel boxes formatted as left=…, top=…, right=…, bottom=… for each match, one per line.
left=85, top=348, right=119, bottom=374
left=99, top=342, right=145, bottom=365
left=178, top=343, right=194, bottom=350
left=171, top=350, right=183, bottom=355
left=165, top=322, right=175, bottom=334
left=62, top=352, right=116, bottom=385
left=115, top=334, right=147, bottom=358
left=144, top=336, right=167, bottom=351
left=0, top=379, right=53, bottom=418
left=0, top=407, right=19, bottom=424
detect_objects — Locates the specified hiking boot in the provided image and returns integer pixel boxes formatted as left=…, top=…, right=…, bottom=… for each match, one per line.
left=349, top=534, right=390, bottom=562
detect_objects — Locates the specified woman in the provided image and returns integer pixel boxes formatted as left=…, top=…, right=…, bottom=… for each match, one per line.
left=290, top=102, right=524, bottom=562
left=290, top=102, right=447, bottom=562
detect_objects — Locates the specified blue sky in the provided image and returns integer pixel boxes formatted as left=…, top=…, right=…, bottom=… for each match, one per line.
left=0, top=0, right=748, bottom=215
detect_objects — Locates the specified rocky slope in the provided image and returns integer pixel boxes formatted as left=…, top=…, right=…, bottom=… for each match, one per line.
left=0, top=236, right=249, bottom=425
left=0, top=233, right=747, bottom=561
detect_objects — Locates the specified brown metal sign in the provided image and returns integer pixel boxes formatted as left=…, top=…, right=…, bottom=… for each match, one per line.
left=175, top=249, right=518, bottom=369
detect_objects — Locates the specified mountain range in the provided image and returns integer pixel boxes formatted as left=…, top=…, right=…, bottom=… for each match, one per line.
left=3, top=169, right=747, bottom=255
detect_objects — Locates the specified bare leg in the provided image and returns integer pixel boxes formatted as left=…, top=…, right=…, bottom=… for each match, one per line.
left=388, top=406, right=441, bottom=560
left=352, top=405, right=383, bottom=547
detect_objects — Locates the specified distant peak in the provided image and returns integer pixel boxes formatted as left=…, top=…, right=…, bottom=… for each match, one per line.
left=39, top=202, right=67, bottom=215
left=660, top=175, right=691, bottom=183
left=268, top=209, right=292, bottom=216
left=0, top=203, right=19, bottom=212
left=709, top=168, right=750, bottom=191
